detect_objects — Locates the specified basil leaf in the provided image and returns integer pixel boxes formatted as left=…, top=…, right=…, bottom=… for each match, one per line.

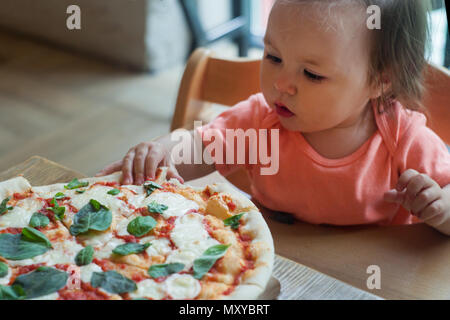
left=143, top=181, right=162, bottom=196
left=193, top=244, right=231, bottom=280
left=148, top=263, right=184, bottom=278
left=0, top=197, right=11, bottom=215
left=107, top=189, right=120, bottom=196
left=0, top=233, right=50, bottom=260
left=91, top=271, right=137, bottom=294
left=29, top=212, right=50, bottom=228
left=112, top=243, right=151, bottom=256
left=76, top=190, right=86, bottom=194
left=90, top=199, right=101, bottom=211
left=64, top=178, right=89, bottom=190
left=147, top=201, right=168, bottom=214
left=0, top=262, right=8, bottom=278
left=223, top=213, right=245, bottom=230
left=127, top=216, right=157, bottom=237
left=75, top=245, right=94, bottom=266
left=12, top=266, right=68, bottom=299
left=0, top=284, right=25, bottom=300
left=46, top=199, right=66, bottom=221
left=21, top=227, right=52, bottom=248
left=54, top=192, right=65, bottom=200
left=69, top=200, right=112, bottom=236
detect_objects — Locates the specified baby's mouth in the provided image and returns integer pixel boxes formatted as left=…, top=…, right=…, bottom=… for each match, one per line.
left=274, top=102, right=295, bottom=118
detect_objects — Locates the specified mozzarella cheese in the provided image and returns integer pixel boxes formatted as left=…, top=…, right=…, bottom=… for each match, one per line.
left=0, top=264, right=11, bottom=285
left=58, top=185, right=134, bottom=218
left=121, top=185, right=146, bottom=211
left=166, top=213, right=219, bottom=270
left=140, top=237, right=173, bottom=257
left=7, top=239, right=84, bottom=267
left=30, top=292, right=59, bottom=300
left=93, top=237, right=125, bottom=259
left=80, top=263, right=103, bottom=283
left=142, top=192, right=199, bottom=219
left=129, top=279, right=165, bottom=300
left=0, top=198, right=42, bottom=228
left=115, top=216, right=133, bottom=236
left=79, top=231, right=113, bottom=247
left=165, top=274, right=201, bottom=300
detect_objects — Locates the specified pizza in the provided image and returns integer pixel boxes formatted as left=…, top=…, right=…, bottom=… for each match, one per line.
left=0, top=167, right=274, bottom=300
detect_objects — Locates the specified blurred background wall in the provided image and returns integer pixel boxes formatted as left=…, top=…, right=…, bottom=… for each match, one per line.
left=0, top=0, right=191, bottom=72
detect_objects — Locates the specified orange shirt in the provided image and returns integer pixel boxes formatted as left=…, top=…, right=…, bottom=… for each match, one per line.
left=196, top=93, right=450, bottom=226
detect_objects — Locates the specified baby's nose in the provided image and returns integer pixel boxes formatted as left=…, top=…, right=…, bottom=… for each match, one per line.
left=274, top=77, right=297, bottom=95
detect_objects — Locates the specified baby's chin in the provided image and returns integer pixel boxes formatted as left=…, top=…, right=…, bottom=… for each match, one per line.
left=278, top=116, right=303, bottom=132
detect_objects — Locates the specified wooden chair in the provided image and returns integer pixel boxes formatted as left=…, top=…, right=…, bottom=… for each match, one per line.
left=171, top=48, right=450, bottom=192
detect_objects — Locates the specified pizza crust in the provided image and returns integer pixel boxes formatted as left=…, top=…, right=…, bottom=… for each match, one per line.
left=0, top=176, right=32, bottom=199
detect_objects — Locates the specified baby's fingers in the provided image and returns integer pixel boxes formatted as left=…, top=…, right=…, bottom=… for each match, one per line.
left=417, top=199, right=446, bottom=223
left=134, top=144, right=151, bottom=185
left=144, top=144, right=165, bottom=181
left=122, top=149, right=136, bottom=185
left=96, top=160, right=123, bottom=177
left=396, top=169, right=420, bottom=191
left=410, top=186, right=441, bottom=216
left=166, top=165, right=184, bottom=184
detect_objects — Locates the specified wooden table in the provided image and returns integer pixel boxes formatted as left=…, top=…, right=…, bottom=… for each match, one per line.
left=0, top=156, right=386, bottom=300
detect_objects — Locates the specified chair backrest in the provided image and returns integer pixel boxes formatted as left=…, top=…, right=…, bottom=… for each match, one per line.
left=171, top=48, right=261, bottom=131
left=172, top=48, right=450, bottom=146
left=422, top=63, right=450, bottom=144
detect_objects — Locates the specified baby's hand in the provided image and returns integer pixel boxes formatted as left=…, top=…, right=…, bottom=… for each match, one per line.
left=383, top=169, right=450, bottom=222
left=95, top=141, right=184, bottom=185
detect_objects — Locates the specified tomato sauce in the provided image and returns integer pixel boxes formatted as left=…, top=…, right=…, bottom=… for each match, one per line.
left=58, top=282, right=110, bottom=300
left=92, top=181, right=119, bottom=188
left=92, top=258, right=110, bottom=272
left=160, top=183, right=177, bottom=193
left=114, top=232, right=137, bottom=243
left=15, top=263, right=45, bottom=276
left=131, top=273, right=146, bottom=282
left=13, top=192, right=31, bottom=201
left=157, top=216, right=176, bottom=238
left=0, top=227, right=22, bottom=234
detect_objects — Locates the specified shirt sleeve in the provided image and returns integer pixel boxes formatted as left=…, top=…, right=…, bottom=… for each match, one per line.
left=195, top=94, right=269, bottom=176
left=394, top=113, right=450, bottom=187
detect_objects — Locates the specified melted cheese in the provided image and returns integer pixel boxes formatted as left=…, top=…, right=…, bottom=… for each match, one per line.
left=0, top=198, right=42, bottom=228
left=64, top=185, right=134, bottom=217
left=115, top=216, right=133, bottom=236
left=7, top=239, right=84, bottom=267
left=140, top=237, right=173, bottom=257
left=30, top=292, right=59, bottom=300
left=129, top=279, right=165, bottom=300
left=166, top=213, right=219, bottom=270
left=0, top=264, right=12, bottom=285
left=141, top=192, right=199, bottom=219
left=121, top=185, right=146, bottom=211
left=165, top=274, right=201, bottom=300
left=79, top=231, right=113, bottom=247
left=80, top=263, right=103, bottom=283
left=93, top=237, right=125, bottom=259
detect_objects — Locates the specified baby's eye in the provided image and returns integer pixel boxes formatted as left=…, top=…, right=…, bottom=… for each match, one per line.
left=265, top=54, right=282, bottom=64
left=304, top=69, right=324, bottom=82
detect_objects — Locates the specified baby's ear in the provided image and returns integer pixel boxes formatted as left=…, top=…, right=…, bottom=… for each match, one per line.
left=369, top=73, right=392, bottom=99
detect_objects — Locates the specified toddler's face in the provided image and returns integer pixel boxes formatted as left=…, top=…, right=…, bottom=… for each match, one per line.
left=261, top=1, right=379, bottom=132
